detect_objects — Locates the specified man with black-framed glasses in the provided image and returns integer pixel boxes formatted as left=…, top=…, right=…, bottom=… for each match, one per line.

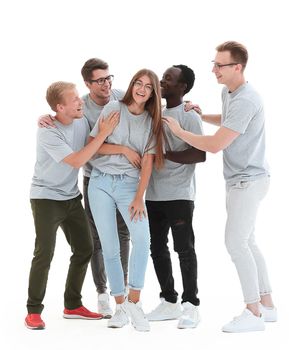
left=163, top=41, right=277, bottom=333
left=80, top=58, right=132, bottom=318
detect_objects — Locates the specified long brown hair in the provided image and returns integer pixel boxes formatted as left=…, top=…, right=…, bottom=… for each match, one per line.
left=122, top=69, right=164, bottom=169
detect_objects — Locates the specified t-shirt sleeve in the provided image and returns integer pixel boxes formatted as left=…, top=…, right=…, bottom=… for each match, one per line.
left=222, top=98, right=256, bottom=134
left=38, top=128, right=73, bottom=163
left=90, top=101, right=119, bottom=138
left=182, top=110, right=204, bottom=136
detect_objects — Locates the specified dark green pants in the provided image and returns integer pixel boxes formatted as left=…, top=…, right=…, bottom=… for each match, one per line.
left=27, top=195, right=93, bottom=314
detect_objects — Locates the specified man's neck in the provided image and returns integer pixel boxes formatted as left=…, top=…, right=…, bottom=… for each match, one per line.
left=89, top=92, right=110, bottom=106
left=55, top=114, right=74, bottom=125
left=226, top=76, right=246, bottom=93
left=165, top=96, right=183, bottom=109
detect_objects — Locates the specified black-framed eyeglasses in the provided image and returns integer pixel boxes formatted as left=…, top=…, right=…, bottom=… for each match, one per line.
left=90, top=75, right=114, bottom=85
left=212, top=61, right=239, bottom=69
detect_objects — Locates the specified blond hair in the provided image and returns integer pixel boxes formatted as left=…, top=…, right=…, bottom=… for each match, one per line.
left=46, top=81, right=76, bottom=112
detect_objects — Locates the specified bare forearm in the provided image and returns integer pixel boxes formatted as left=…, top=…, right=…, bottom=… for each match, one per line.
left=176, top=130, right=220, bottom=153
left=134, top=154, right=154, bottom=199
left=98, top=143, right=125, bottom=155
left=63, top=131, right=108, bottom=168
left=202, top=114, right=221, bottom=126
left=165, top=147, right=206, bottom=164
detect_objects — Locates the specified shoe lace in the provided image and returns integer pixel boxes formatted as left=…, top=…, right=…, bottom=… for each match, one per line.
left=114, top=305, right=126, bottom=319
left=127, top=301, right=146, bottom=319
left=99, top=300, right=109, bottom=307
left=231, top=313, right=248, bottom=324
left=151, top=300, right=166, bottom=314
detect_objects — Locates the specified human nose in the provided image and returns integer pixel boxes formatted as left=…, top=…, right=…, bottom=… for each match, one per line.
left=103, top=77, right=111, bottom=86
left=138, top=83, right=146, bottom=92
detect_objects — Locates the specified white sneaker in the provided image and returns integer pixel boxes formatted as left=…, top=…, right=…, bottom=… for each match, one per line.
left=125, top=299, right=150, bottom=332
left=177, top=302, right=200, bottom=329
left=98, top=293, right=113, bottom=319
left=147, top=298, right=182, bottom=321
left=222, top=309, right=265, bottom=333
left=107, top=303, right=129, bottom=328
left=259, top=303, right=277, bottom=322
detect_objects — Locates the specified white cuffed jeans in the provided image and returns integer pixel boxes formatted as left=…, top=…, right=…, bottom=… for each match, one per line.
left=225, top=176, right=272, bottom=304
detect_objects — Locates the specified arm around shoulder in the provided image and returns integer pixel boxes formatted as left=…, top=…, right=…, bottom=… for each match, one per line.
left=165, top=147, right=206, bottom=164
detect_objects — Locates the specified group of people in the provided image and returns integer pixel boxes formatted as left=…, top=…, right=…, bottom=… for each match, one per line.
left=25, top=41, right=277, bottom=333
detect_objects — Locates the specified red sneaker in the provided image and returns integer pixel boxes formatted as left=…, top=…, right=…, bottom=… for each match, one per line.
left=63, top=306, right=103, bottom=320
left=25, top=314, right=45, bottom=330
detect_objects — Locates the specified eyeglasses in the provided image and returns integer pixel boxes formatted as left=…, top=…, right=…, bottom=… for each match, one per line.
left=90, top=75, right=114, bottom=85
left=212, top=61, right=239, bottom=69
left=133, top=80, right=153, bottom=92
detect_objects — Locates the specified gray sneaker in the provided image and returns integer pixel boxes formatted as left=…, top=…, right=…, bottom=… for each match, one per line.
left=107, top=303, right=129, bottom=328
left=147, top=298, right=182, bottom=321
left=98, top=293, right=113, bottom=319
left=125, top=299, right=150, bottom=332
left=177, top=302, right=200, bottom=329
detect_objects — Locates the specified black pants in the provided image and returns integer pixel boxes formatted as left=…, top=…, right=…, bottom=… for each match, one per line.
left=27, top=195, right=93, bottom=314
left=146, top=200, right=200, bottom=306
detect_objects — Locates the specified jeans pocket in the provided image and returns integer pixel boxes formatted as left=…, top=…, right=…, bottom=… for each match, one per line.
left=90, top=169, right=102, bottom=179
left=235, top=180, right=250, bottom=189
left=123, top=175, right=139, bottom=185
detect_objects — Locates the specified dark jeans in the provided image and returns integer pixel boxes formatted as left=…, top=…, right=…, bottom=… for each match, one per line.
left=83, top=176, right=130, bottom=293
left=146, top=200, right=200, bottom=306
left=27, top=195, right=93, bottom=314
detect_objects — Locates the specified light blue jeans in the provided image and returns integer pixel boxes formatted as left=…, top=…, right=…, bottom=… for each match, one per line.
left=88, top=170, right=150, bottom=296
left=225, top=176, right=272, bottom=304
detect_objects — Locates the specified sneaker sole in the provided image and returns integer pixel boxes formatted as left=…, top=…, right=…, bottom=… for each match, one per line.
left=177, top=320, right=200, bottom=329
left=147, top=315, right=181, bottom=321
left=107, top=320, right=129, bottom=328
left=103, top=314, right=112, bottom=319
left=264, top=317, right=277, bottom=322
left=25, top=321, right=45, bottom=330
left=222, top=326, right=265, bottom=333
left=133, top=325, right=150, bottom=332
left=63, top=315, right=102, bottom=320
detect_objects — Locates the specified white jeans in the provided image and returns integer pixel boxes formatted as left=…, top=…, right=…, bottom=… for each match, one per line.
left=225, top=176, right=272, bottom=304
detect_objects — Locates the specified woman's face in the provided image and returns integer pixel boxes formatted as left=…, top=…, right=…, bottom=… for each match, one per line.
left=132, top=75, right=153, bottom=105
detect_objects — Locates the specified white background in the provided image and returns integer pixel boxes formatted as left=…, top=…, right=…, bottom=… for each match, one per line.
left=0, top=0, right=288, bottom=349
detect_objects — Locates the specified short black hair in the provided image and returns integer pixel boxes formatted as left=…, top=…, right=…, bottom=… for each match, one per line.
left=173, top=64, right=195, bottom=95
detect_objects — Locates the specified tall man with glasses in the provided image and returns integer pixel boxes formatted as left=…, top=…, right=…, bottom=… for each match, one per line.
left=163, top=41, right=277, bottom=333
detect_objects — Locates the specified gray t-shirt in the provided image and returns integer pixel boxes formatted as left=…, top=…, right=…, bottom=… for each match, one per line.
left=90, top=101, right=155, bottom=178
left=30, top=117, right=90, bottom=200
left=146, top=104, right=203, bottom=201
left=82, top=89, right=124, bottom=177
left=221, top=82, right=270, bottom=184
